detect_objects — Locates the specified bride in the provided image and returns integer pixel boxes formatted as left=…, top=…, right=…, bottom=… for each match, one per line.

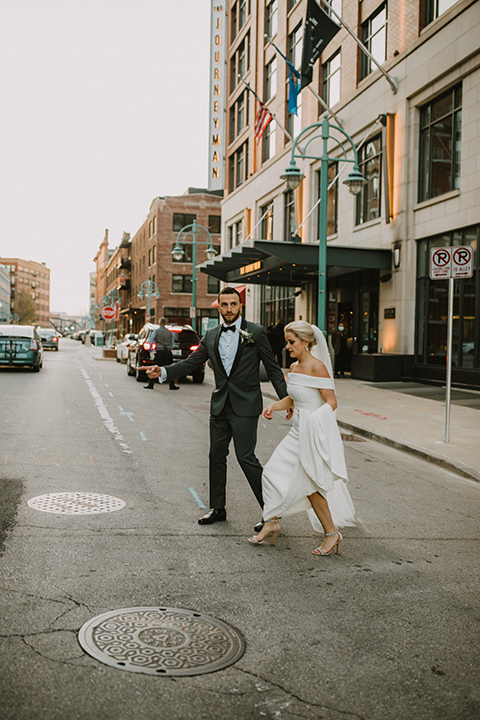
left=248, top=321, right=355, bottom=556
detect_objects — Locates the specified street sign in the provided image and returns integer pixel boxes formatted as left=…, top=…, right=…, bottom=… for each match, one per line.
left=189, top=307, right=196, bottom=319
left=101, top=306, right=115, bottom=321
left=430, top=246, right=474, bottom=280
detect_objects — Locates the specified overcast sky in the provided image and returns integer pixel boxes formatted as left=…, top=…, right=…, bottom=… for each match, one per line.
left=0, top=0, right=211, bottom=316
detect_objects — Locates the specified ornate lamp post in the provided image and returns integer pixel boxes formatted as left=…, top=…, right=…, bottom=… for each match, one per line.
left=138, top=280, right=160, bottom=324
left=171, top=220, right=217, bottom=333
left=280, top=114, right=366, bottom=333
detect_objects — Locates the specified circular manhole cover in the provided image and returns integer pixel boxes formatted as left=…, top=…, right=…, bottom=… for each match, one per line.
left=78, top=607, right=246, bottom=676
left=27, top=492, right=126, bottom=514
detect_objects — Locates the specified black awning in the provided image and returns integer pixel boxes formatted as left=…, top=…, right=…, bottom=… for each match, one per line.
left=199, top=240, right=391, bottom=286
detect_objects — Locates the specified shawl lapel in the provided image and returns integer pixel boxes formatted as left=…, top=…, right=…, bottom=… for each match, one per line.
left=213, top=324, right=228, bottom=378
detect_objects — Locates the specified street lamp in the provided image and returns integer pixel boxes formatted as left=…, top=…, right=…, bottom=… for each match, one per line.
left=138, top=280, right=160, bottom=324
left=280, top=114, right=367, bottom=332
left=171, top=219, right=217, bottom=333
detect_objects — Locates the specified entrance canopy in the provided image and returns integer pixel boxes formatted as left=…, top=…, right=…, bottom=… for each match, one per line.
left=199, top=240, right=392, bottom=286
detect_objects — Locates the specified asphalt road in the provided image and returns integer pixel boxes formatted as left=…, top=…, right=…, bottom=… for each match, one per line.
left=0, top=339, right=479, bottom=720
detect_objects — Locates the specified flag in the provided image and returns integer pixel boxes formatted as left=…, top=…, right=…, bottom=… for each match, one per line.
left=301, top=0, right=341, bottom=90
left=254, top=100, right=273, bottom=143
left=288, top=69, right=300, bottom=115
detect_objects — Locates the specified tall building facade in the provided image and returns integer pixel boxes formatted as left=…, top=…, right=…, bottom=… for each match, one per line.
left=0, top=257, right=51, bottom=327
left=0, top=265, right=11, bottom=323
left=202, top=0, right=479, bottom=387
left=94, top=189, right=222, bottom=338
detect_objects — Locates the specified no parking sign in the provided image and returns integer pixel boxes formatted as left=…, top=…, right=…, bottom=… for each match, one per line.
left=430, top=246, right=473, bottom=279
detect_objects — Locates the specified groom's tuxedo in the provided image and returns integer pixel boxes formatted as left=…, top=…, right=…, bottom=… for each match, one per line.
left=164, top=318, right=288, bottom=509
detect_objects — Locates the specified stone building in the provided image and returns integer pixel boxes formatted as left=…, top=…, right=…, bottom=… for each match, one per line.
left=0, top=265, right=11, bottom=323
left=201, top=0, right=479, bottom=387
left=0, top=257, right=51, bottom=327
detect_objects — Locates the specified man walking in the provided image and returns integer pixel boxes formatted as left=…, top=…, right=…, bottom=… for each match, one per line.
left=144, top=317, right=178, bottom=391
left=146, top=287, right=288, bottom=527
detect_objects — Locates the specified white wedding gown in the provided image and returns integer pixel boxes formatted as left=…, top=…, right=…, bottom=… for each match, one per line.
left=262, top=372, right=356, bottom=531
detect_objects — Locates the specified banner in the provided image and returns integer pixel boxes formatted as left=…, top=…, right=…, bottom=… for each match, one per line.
left=301, top=0, right=341, bottom=90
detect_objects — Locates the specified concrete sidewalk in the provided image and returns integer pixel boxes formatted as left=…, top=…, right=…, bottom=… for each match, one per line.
left=262, top=376, right=480, bottom=483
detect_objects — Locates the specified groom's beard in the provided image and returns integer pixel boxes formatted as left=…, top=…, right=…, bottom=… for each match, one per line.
left=219, top=308, right=242, bottom=325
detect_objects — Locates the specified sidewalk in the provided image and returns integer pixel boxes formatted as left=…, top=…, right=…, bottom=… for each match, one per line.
left=262, top=376, right=480, bottom=482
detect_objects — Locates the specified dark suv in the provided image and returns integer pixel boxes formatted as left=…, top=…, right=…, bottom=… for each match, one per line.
left=127, top=323, right=204, bottom=383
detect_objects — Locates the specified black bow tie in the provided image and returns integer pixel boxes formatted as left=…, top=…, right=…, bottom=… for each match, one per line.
left=221, top=325, right=236, bottom=333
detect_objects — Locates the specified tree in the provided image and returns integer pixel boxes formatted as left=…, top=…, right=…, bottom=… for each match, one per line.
left=14, top=290, right=37, bottom=325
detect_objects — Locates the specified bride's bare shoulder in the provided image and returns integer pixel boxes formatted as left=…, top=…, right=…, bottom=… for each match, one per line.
left=288, top=361, right=299, bottom=372
left=312, top=359, right=330, bottom=378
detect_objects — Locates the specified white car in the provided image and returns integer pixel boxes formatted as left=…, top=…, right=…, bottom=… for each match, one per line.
left=116, top=333, right=138, bottom=363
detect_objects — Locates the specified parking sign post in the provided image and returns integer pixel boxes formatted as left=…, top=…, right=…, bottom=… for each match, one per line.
left=430, top=246, right=473, bottom=443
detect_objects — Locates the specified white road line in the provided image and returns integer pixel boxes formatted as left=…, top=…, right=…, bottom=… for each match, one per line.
left=140, top=432, right=147, bottom=441
left=79, top=368, right=131, bottom=454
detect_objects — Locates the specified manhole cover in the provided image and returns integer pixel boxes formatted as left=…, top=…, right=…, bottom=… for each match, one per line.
left=78, top=607, right=246, bottom=676
left=27, top=492, right=126, bottom=514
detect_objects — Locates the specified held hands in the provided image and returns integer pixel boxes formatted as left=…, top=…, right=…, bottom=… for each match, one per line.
left=262, top=403, right=294, bottom=421
left=146, top=365, right=162, bottom=379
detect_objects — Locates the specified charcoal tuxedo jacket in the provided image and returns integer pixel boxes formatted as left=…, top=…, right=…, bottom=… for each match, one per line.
left=165, top=318, right=287, bottom=416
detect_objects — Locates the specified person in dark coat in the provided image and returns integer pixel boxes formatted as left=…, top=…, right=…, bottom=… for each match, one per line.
left=144, top=317, right=178, bottom=390
left=332, top=324, right=348, bottom=378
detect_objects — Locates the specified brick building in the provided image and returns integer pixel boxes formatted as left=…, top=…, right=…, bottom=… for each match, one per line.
left=93, top=189, right=222, bottom=339
left=201, top=0, right=480, bottom=387
left=0, top=257, right=51, bottom=327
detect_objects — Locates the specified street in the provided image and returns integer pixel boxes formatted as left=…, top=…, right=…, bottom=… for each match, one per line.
left=0, top=339, right=479, bottom=720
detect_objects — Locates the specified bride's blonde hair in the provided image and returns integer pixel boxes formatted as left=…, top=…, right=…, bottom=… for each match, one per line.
left=284, top=321, right=317, bottom=349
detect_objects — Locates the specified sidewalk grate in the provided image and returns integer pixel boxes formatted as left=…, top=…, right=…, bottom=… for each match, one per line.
left=27, top=492, right=126, bottom=514
left=78, top=607, right=245, bottom=676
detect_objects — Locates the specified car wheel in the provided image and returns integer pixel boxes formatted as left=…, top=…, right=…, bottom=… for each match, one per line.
left=192, top=371, right=205, bottom=384
left=32, top=365, right=40, bottom=372
left=136, top=367, right=148, bottom=383
left=116, top=357, right=120, bottom=363
left=127, top=359, right=135, bottom=376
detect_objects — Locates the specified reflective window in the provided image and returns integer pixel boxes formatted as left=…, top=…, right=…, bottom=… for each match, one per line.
left=266, top=0, right=278, bottom=39
left=356, top=134, right=382, bottom=225
left=322, top=50, right=341, bottom=107
left=361, top=4, right=387, bottom=79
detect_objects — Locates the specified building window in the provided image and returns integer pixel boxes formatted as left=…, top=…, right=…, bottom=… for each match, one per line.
left=231, top=54, right=237, bottom=91
left=288, top=0, right=299, bottom=10
left=207, top=276, right=220, bottom=294
left=322, top=50, right=341, bottom=107
left=260, top=203, right=274, bottom=240
left=265, top=56, right=277, bottom=101
left=415, top=226, right=479, bottom=369
left=229, top=141, right=249, bottom=191
left=424, top=0, right=457, bottom=26
left=172, top=243, right=194, bottom=263
left=239, top=0, right=247, bottom=29
left=323, top=0, right=342, bottom=18
left=208, top=215, right=221, bottom=234
left=231, top=2, right=237, bottom=40
left=284, top=191, right=297, bottom=242
left=172, top=275, right=193, bottom=293
left=227, top=220, right=243, bottom=248
left=263, top=120, right=276, bottom=162
left=228, top=224, right=234, bottom=249
left=173, top=213, right=196, bottom=232
left=361, top=4, right=387, bottom=80
left=317, top=163, right=338, bottom=237
left=356, top=134, right=382, bottom=225
left=231, top=90, right=249, bottom=140
left=418, top=84, right=462, bottom=203
left=266, top=0, right=278, bottom=39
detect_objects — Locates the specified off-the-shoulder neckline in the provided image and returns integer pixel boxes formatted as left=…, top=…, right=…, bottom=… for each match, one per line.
left=289, top=371, right=333, bottom=380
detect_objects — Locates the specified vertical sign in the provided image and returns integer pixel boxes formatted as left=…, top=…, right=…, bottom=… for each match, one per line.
left=208, top=3, right=227, bottom=191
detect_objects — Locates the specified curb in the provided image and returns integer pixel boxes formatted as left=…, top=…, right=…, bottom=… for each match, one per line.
left=261, top=389, right=479, bottom=484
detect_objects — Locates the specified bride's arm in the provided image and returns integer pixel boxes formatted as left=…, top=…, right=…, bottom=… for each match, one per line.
left=313, top=361, right=338, bottom=411
left=262, top=395, right=294, bottom=420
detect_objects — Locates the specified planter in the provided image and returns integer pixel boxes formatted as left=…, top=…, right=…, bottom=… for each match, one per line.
left=351, top=354, right=414, bottom=382
left=102, top=348, right=117, bottom=360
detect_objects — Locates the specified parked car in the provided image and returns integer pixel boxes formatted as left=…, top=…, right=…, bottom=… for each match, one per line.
left=127, top=323, right=204, bottom=383
left=37, top=328, right=59, bottom=351
left=0, top=325, right=43, bottom=372
left=116, top=333, right=137, bottom=363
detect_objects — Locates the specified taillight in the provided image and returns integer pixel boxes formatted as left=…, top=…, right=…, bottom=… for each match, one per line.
left=53, top=337, right=58, bottom=342
left=190, top=344, right=199, bottom=351
left=151, top=342, right=156, bottom=351
left=30, top=339, right=37, bottom=350
left=143, top=342, right=151, bottom=351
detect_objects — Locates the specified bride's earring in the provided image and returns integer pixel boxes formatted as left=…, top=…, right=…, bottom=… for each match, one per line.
left=305, top=345, right=309, bottom=352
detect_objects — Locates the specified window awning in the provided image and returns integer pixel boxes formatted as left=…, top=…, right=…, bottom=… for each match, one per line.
left=210, top=284, right=246, bottom=308
left=199, top=240, right=391, bottom=286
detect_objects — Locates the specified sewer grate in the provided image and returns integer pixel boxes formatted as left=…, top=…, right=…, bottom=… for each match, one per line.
left=78, top=607, right=246, bottom=676
left=27, top=492, right=126, bottom=514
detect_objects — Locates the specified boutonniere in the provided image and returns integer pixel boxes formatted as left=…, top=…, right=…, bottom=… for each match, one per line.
left=238, top=328, right=255, bottom=345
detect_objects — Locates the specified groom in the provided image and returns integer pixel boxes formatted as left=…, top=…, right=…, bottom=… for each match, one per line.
left=146, top=287, right=288, bottom=526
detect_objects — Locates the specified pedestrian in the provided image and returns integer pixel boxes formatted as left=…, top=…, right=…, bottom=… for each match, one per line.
left=269, top=320, right=285, bottom=366
left=332, top=323, right=348, bottom=378
left=146, top=287, right=288, bottom=528
left=248, top=321, right=355, bottom=554
left=144, top=318, right=179, bottom=391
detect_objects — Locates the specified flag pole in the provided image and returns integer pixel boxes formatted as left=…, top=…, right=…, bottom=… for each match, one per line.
left=264, top=36, right=343, bottom=127
left=241, top=79, right=294, bottom=143
left=319, top=1, right=398, bottom=94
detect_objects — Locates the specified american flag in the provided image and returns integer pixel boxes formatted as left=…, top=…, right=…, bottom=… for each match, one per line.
left=254, top=101, right=273, bottom=143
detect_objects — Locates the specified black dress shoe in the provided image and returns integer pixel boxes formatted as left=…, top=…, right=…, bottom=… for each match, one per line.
left=143, top=385, right=154, bottom=390
left=254, top=520, right=265, bottom=533
left=169, top=385, right=179, bottom=390
left=198, top=508, right=227, bottom=525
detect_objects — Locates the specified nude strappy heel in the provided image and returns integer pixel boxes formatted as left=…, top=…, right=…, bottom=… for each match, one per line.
left=248, top=519, right=280, bottom=546
left=312, top=530, right=342, bottom=556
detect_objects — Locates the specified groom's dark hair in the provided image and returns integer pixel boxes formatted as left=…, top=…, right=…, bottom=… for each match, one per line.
left=217, top=286, right=242, bottom=303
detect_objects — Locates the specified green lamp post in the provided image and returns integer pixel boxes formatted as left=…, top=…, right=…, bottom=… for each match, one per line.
left=171, top=219, right=217, bottom=333
left=138, top=280, right=160, bottom=324
left=280, top=114, right=367, bottom=333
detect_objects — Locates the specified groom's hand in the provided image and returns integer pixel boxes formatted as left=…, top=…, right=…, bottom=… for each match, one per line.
left=146, top=365, right=161, bottom=379
left=262, top=404, right=274, bottom=420
left=285, top=408, right=293, bottom=421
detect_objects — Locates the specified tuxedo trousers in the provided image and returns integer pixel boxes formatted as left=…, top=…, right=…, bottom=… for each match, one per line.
left=209, top=398, right=263, bottom=510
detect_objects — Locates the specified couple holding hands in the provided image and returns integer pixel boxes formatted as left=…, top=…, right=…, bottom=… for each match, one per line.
left=146, top=287, right=355, bottom=556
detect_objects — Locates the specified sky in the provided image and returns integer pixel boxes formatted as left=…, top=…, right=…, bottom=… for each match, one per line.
left=0, top=0, right=212, bottom=316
